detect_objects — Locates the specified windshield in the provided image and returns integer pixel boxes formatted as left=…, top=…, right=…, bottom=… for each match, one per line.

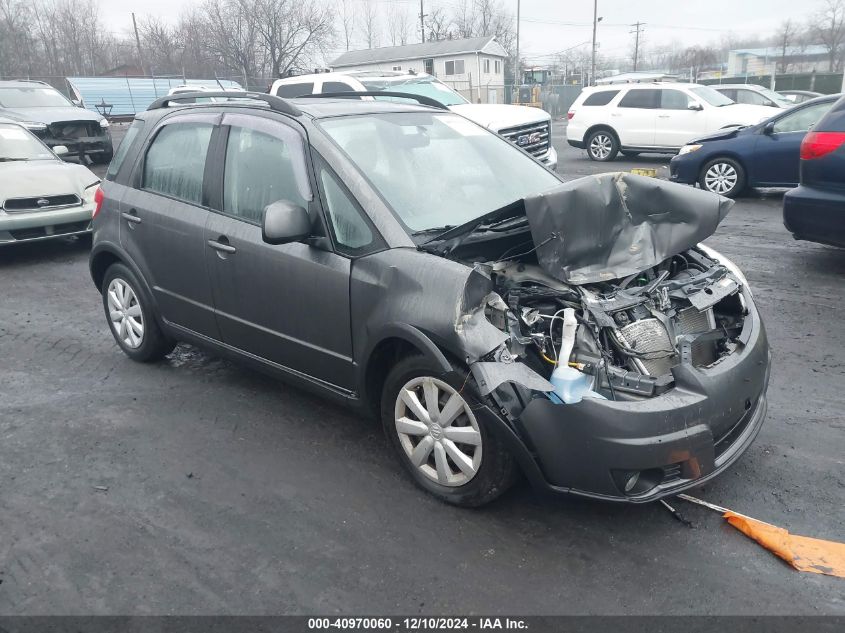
left=0, top=123, right=56, bottom=161
left=0, top=86, right=73, bottom=108
left=319, top=112, right=561, bottom=233
left=358, top=76, right=468, bottom=106
left=690, top=86, right=735, bottom=107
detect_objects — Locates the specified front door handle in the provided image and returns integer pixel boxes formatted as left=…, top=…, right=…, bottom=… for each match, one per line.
left=658, top=114, right=671, bottom=118
left=207, top=238, right=236, bottom=254
left=122, top=210, right=142, bottom=225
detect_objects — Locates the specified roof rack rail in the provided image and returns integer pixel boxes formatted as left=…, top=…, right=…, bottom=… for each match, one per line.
left=147, top=91, right=301, bottom=117
left=297, top=91, right=447, bottom=110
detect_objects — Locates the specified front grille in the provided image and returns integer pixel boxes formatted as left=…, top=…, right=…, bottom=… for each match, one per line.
left=48, top=120, right=101, bottom=139
left=661, top=463, right=683, bottom=484
left=3, top=194, right=81, bottom=213
left=498, top=121, right=550, bottom=157
left=8, top=220, right=90, bottom=241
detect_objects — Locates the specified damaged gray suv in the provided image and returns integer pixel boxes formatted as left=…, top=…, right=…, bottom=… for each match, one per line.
left=90, top=91, right=770, bottom=507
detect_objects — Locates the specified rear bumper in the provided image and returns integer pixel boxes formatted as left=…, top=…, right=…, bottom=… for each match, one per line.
left=567, top=139, right=585, bottom=149
left=783, top=184, right=845, bottom=248
left=485, top=298, right=770, bottom=502
left=0, top=204, right=94, bottom=244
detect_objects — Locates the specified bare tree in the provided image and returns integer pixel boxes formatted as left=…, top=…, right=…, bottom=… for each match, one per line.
left=140, top=16, right=181, bottom=75
left=338, top=0, right=355, bottom=51
left=358, top=0, right=380, bottom=49
left=677, top=45, right=718, bottom=82
left=252, top=0, right=334, bottom=78
left=386, top=3, right=412, bottom=46
left=811, top=0, right=845, bottom=71
left=774, top=19, right=796, bottom=73
left=426, top=7, right=451, bottom=42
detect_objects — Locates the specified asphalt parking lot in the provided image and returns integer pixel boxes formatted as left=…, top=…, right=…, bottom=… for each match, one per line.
left=1, top=122, right=843, bottom=615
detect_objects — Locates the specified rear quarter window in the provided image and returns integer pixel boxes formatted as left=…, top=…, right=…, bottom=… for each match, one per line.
left=583, top=90, right=619, bottom=106
left=275, top=82, right=315, bottom=98
left=105, top=119, right=143, bottom=181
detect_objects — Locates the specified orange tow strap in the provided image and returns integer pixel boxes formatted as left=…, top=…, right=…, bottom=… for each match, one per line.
left=678, top=494, right=845, bottom=579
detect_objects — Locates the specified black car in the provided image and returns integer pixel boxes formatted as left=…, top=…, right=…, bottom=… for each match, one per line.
left=783, top=94, right=845, bottom=248
left=669, top=95, right=839, bottom=198
left=89, top=91, right=769, bottom=507
left=0, top=80, right=113, bottom=164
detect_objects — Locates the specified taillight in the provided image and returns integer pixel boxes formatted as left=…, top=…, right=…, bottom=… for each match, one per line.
left=800, top=131, right=845, bottom=160
left=92, top=186, right=104, bottom=218
left=567, top=110, right=575, bottom=120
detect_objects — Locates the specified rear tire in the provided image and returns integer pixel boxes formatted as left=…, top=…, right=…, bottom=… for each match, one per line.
left=586, top=129, right=619, bottom=161
left=699, top=157, right=746, bottom=198
left=380, top=355, right=517, bottom=507
left=102, top=263, right=175, bottom=362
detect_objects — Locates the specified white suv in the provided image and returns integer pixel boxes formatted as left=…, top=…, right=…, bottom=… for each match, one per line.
left=566, top=82, right=780, bottom=161
left=271, top=71, right=557, bottom=169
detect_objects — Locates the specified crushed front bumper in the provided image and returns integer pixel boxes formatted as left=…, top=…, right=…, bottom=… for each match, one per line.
left=482, top=300, right=770, bottom=502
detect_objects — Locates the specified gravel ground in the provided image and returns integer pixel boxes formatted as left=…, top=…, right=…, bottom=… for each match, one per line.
left=0, top=122, right=842, bottom=615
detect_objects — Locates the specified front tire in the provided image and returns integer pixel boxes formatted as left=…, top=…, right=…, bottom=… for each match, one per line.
left=699, top=157, right=746, bottom=198
left=102, top=263, right=175, bottom=362
left=586, top=129, right=619, bottom=161
left=380, top=355, right=517, bottom=507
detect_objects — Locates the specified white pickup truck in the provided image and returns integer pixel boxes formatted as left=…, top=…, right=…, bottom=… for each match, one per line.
left=270, top=71, right=558, bottom=170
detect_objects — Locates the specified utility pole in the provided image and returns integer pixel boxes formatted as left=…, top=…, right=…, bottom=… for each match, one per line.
left=516, top=0, right=520, bottom=84
left=590, top=0, right=598, bottom=86
left=419, top=0, right=426, bottom=43
left=131, top=12, right=147, bottom=77
left=630, top=22, right=645, bottom=72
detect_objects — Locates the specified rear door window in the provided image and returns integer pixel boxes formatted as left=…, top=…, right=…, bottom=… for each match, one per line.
left=618, top=89, right=660, bottom=109
left=275, top=82, right=315, bottom=98
left=142, top=122, right=213, bottom=204
left=583, top=90, right=619, bottom=106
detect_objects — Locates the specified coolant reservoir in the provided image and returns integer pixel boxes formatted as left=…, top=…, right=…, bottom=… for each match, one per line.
left=549, top=308, right=606, bottom=404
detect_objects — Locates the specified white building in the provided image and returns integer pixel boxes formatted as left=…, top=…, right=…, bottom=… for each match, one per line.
left=330, top=36, right=508, bottom=104
left=726, top=46, right=830, bottom=77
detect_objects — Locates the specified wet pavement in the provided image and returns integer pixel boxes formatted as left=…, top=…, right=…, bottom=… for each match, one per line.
left=0, top=123, right=843, bottom=614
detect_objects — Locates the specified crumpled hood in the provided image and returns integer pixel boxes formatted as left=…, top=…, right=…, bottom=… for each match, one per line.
left=1, top=106, right=104, bottom=125
left=449, top=103, right=550, bottom=132
left=718, top=102, right=780, bottom=123
left=0, top=161, right=98, bottom=203
left=524, top=173, right=734, bottom=284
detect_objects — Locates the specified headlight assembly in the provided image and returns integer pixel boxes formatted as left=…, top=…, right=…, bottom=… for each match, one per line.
left=679, top=144, right=702, bottom=155
left=83, top=181, right=100, bottom=206
left=99, top=119, right=110, bottom=129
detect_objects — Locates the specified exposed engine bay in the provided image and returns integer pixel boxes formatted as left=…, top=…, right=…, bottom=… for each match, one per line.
left=481, top=246, right=747, bottom=400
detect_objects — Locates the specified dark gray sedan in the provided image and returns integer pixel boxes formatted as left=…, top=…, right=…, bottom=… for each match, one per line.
left=89, top=91, right=770, bottom=506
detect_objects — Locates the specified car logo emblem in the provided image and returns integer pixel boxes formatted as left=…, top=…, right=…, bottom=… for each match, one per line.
left=517, top=134, right=529, bottom=146
left=36, top=198, right=50, bottom=207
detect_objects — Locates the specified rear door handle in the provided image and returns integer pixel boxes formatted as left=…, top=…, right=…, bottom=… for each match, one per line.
left=121, top=210, right=142, bottom=224
left=207, top=239, right=236, bottom=254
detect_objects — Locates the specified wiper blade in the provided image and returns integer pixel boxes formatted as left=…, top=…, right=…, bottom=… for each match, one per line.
left=420, top=199, right=527, bottom=252
left=413, top=225, right=455, bottom=238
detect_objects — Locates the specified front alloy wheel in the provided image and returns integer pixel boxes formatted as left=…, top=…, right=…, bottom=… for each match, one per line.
left=700, top=158, right=745, bottom=198
left=380, top=355, right=517, bottom=507
left=394, top=376, right=482, bottom=487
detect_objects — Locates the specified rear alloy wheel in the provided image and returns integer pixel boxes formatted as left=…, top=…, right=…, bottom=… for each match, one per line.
left=381, top=355, right=517, bottom=507
left=700, top=158, right=746, bottom=198
left=586, top=129, right=619, bottom=161
left=102, top=263, right=175, bottom=362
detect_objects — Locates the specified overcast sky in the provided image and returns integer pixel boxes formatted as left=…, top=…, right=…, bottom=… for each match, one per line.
left=99, top=0, right=820, bottom=65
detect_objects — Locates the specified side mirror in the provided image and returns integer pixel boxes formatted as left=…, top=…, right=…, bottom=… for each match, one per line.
left=763, top=121, right=775, bottom=135
left=262, top=200, right=311, bottom=245
left=53, top=145, right=69, bottom=156
left=688, top=102, right=703, bottom=111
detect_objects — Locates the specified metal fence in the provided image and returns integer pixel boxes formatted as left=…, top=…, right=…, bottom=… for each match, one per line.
left=440, top=79, right=585, bottom=118
left=700, top=72, right=844, bottom=94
